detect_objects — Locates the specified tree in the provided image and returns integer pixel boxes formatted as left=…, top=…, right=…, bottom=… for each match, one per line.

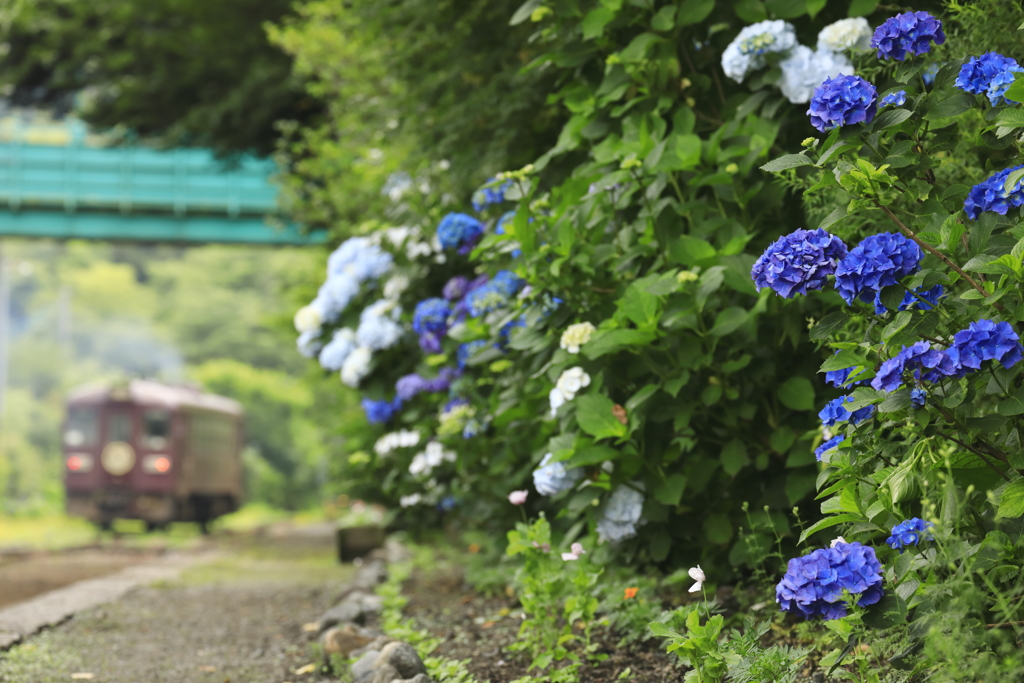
left=0, top=0, right=320, bottom=156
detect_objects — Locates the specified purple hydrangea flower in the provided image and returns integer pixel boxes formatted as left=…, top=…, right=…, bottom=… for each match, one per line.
left=815, top=435, right=845, bottom=461
left=776, top=542, right=884, bottom=620
left=964, top=165, right=1024, bottom=220
left=437, top=213, right=485, bottom=254
left=879, top=90, right=907, bottom=107
left=871, top=11, right=945, bottom=61
left=443, top=276, right=471, bottom=301
left=471, top=178, right=513, bottom=212
left=955, top=53, right=1023, bottom=105
left=834, top=233, right=921, bottom=304
left=819, top=396, right=875, bottom=427
left=911, top=388, right=927, bottom=408
left=751, top=228, right=849, bottom=298
left=808, top=75, right=878, bottom=132
left=951, top=319, right=1024, bottom=371
left=873, top=284, right=944, bottom=315
left=418, top=331, right=443, bottom=354
left=396, top=368, right=459, bottom=400
left=886, top=518, right=934, bottom=552
left=362, top=397, right=403, bottom=424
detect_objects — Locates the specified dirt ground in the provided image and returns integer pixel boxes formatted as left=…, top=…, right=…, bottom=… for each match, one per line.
left=0, top=528, right=352, bottom=683
left=402, top=567, right=684, bottom=683
left=0, top=548, right=164, bottom=609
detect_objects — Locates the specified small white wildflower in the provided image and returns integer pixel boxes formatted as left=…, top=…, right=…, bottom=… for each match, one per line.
left=830, top=536, right=848, bottom=548
left=561, top=542, right=586, bottom=562
left=688, top=565, right=706, bottom=593
left=559, top=322, right=596, bottom=354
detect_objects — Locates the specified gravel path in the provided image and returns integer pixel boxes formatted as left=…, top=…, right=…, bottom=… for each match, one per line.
left=0, top=528, right=352, bottom=683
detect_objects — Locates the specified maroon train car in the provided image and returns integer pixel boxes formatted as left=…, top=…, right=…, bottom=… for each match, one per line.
left=63, top=379, right=243, bottom=530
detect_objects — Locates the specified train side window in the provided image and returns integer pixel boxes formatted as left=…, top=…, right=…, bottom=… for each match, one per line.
left=64, top=407, right=98, bottom=447
left=107, top=412, right=132, bottom=443
left=144, top=410, right=171, bottom=450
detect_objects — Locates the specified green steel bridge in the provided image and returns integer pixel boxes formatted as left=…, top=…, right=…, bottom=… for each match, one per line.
left=0, top=115, right=325, bottom=245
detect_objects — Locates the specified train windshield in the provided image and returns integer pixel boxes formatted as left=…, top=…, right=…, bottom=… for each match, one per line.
left=64, top=407, right=99, bottom=447
left=144, top=410, right=171, bottom=450
left=107, top=411, right=133, bottom=443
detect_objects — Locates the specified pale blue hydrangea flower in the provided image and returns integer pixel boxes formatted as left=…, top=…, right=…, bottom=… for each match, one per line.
left=721, top=20, right=798, bottom=82
left=327, top=237, right=394, bottom=281
left=778, top=46, right=854, bottom=104
left=318, top=328, right=357, bottom=370
left=297, top=330, right=323, bottom=359
left=317, top=274, right=361, bottom=322
left=597, top=485, right=645, bottom=543
left=356, top=314, right=403, bottom=350
left=532, top=453, right=584, bottom=496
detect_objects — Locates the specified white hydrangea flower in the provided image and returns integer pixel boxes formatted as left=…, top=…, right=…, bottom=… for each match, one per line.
left=549, top=387, right=567, bottom=418
left=777, top=46, right=854, bottom=104
left=721, top=20, right=798, bottom=82
left=409, top=441, right=456, bottom=476
left=383, top=275, right=410, bottom=300
left=817, top=17, right=872, bottom=52
left=560, top=322, right=596, bottom=354
left=399, top=493, right=422, bottom=507
left=830, top=536, right=848, bottom=548
left=293, top=302, right=323, bottom=334
left=340, top=346, right=372, bottom=387
left=374, top=430, right=421, bottom=456
left=556, top=367, right=591, bottom=400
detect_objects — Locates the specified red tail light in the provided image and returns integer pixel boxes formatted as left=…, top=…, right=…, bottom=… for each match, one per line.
left=66, top=454, right=93, bottom=472
left=142, top=455, right=172, bottom=474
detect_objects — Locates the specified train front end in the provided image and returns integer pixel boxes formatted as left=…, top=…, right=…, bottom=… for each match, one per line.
left=63, top=383, right=178, bottom=529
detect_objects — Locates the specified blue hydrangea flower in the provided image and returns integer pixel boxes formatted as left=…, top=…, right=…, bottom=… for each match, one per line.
left=495, top=211, right=524, bottom=258
left=886, top=518, right=934, bottom=552
left=471, top=178, right=513, bottom=212
left=457, top=340, right=489, bottom=370
left=500, top=316, right=527, bottom=341
left=362, top=397, right=403, bottom=424
left=964, top=165, right=1024, bottom=220
left=879, top=90, right=907, bottom=107
left=815, top=435, right=845, bottom=461
left=462, top=419, right=484, bottom=439
left=808, top=75, right=878, bottom=132
left=437, top=213, right=485, bottom=254
left=776, top=542, right=884, bottom=620
left=327, top=237, right=393, bottom=282
left=951, top=319, right=1024, bottom=371
left=443, top=276, right=471, bottom=301
left=438, top=496, right=457, bottom=512
left=955, top=53, right=1023, bottom=105
left=923, top=63, right=940, bottom=86
left=872, top=341, right=963, bottom=392
left=834, top=233, right=921, bottom=304
left=596, top=485, right=645, bottom=543
left=413, top=298, right=451, bottom=335
left=873, top=284, right=944, bottom=315
left=533, top=453, right=584, bottom=496
left=317, top=274, right=361, bottom=321
left=871, top=11, right=945, bottom=61
left=825, top=351, right=863, bottom=388
left=750, top=228, right=849, bottom=298
left=464, top=272, right=523, bottom=318
left=418, top=332, right=443, bottom=355
left=819, top=396, right=874, bottom=427
left=911, top=388, right=927, bottom=408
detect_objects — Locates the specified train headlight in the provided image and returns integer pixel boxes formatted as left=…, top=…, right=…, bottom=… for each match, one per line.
left=101, top=441, right=136, bottom=476
left=66, top=453, right=94, bottom=472
left=142, top=455, right=172, bottom=474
